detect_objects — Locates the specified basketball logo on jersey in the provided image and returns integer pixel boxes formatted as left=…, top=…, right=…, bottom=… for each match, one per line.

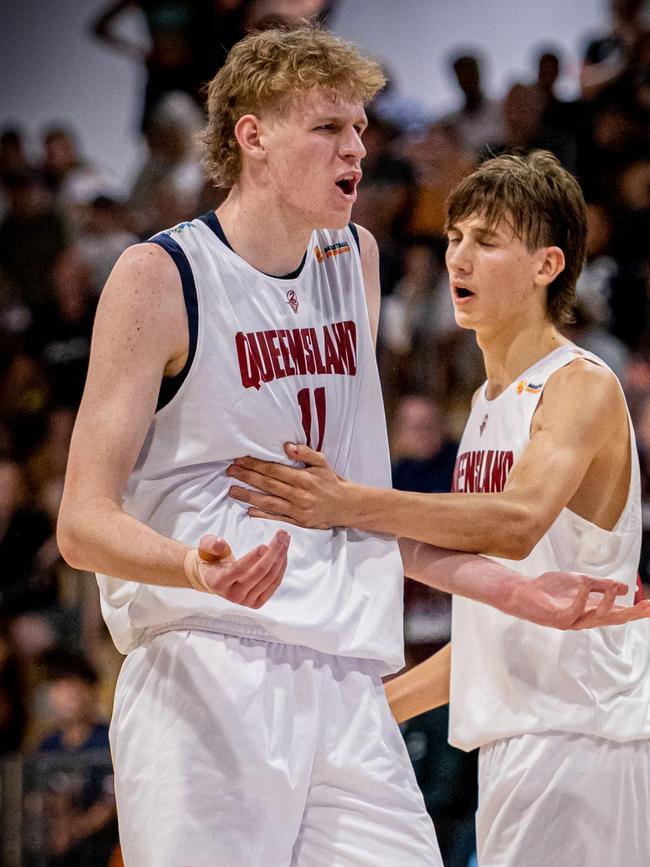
left=286, top=290, right=299, bottom=313
left=479, top=414, right=488, bottom=436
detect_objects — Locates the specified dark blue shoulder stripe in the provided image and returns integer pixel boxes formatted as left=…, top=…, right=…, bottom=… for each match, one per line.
left=348, top=222, right=360, bottom=252
left=148, top=234, right=198, bottom=412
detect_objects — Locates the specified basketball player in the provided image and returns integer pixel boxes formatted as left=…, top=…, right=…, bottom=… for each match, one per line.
left=227, top=151, right=650, bottom=865
left=58, top=28, right=637, bottom=864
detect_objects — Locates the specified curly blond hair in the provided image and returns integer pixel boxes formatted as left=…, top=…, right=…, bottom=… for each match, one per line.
left=202, top=26, right=385, bottom=188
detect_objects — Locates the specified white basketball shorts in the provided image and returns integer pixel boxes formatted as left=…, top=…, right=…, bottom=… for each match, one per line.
left=476, top=729, right=650, bottom=867
left=110, top=628, right=441, bottom=866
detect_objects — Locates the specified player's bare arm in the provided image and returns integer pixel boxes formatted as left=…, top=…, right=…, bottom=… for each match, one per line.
left=384, top=643, right=452, bottom=724
left=228, top=359, right=627, bottom=555
left=57, top=244, right=290, bottom=607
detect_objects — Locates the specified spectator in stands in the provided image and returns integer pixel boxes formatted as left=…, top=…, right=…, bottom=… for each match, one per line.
left=440, top=52, right=504, bottom=158
left=391, top=394, right=458, bottom=489
left=0, top=170, right=68, bottom=316
left=0, top=459, right=55, bottom=616
left=92, top=0, right=250, bottom=132
left=0, top=128, right=30, bottom=188
left=580, top=0, right=648, bottom=102
left=129, top=90, right=206, bottom=236
left=0, top=621, right=28, bottom=752
left=499, top=82, right=578, bottom=172
left=25, top=248, right=97, bottom=409
left=379, top=239, right=449, bottom=404
left=75, top=196, right=138, bottom=293
left=405, top=122, right=476, bottom=238
left=35, top=649, right=117, bottom=867
left=41, top=127, right=120, bottom=224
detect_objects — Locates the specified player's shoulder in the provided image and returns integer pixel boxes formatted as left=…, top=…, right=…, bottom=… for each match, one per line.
left=352, top=223, right=378, bottom=258
left=544, top=353, right=625, bottom=414
left=101, top=241, right=182, bottom=303
left=95, top=241, right=186, bottom=342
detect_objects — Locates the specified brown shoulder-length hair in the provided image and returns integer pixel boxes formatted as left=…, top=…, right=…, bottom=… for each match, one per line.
left=446, top=150, right=587, bottom=327
left=201, top=25, right=385, bottom=189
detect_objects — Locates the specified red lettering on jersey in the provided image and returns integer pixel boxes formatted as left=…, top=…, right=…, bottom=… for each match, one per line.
left=276, top=329, right=296, bottom=377
left=285, top=328, right=307, bottom=375
left=311, top=327, right=327, bottom=374
left=236, top=320, right=358, bottom=389
left=251, top=332, right=275, bottom=384
left=235, top=332, right=261, bottom=391
left=263, top=330, right=286, bottom=379
left=452, top=449, right=514, bottom=493
left=323, top=325, right=344, bottom=374
left=300, top=328, right=317, bottom=374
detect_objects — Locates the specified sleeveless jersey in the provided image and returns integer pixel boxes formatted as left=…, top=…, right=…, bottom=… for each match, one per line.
left=96, top=214, right=405, bottom=672
left=449, top=344, right=650, bottom=750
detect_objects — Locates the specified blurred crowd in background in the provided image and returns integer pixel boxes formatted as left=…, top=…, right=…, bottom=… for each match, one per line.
left=0, top=0, right=648, bottom=864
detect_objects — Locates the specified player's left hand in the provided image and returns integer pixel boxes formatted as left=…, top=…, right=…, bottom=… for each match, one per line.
left=505, top=570, right=650, bottom=630
left=227, top=443, right=346, bottom=529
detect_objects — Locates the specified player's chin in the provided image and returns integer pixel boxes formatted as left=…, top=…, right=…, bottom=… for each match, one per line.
left=453, top=309, right=477, bottom=330
left=322, top=210, right=352, bottom=231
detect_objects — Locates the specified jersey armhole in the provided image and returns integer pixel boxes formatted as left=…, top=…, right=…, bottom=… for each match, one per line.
left=148, top=235, right=199, bottom=412
left=348, top=222, right=360, bottom=252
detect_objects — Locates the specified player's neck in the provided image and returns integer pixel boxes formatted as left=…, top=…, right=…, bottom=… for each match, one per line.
left=216, top=186, right=314, bottom=277
left=478, top=318, right=567, bottom=399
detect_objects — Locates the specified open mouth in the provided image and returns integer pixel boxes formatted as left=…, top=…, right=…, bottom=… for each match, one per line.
left=454, top=286, right=475, bottom=299
left=335, top=177, right=357, bottom=196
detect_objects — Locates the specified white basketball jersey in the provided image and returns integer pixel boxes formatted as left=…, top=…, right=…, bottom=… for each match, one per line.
left=96, top=214, right=405, bottom=672
left=449, top=344, right=650, bottom=750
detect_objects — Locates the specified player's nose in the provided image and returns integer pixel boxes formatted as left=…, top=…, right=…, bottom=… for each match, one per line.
left=340, top=127, right=366, bottom=160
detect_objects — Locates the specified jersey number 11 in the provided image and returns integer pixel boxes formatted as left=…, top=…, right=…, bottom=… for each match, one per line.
left=297, top=387, right=326, bottom=451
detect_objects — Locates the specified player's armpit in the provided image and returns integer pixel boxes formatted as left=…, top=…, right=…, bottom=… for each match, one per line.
left=384, top=644, right=451, bottom=724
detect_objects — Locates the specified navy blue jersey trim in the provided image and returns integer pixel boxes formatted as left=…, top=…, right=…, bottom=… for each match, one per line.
left=348, top=222, right=360, bottom=252
left=198, top=210, right=307, bottom=280
left=148, top=234, right=199, bottom=413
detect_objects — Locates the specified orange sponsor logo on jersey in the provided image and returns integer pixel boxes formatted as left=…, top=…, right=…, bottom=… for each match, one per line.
left=314, top=242, right=351, bottom=263
left=517, top=379, right=543, bottom=395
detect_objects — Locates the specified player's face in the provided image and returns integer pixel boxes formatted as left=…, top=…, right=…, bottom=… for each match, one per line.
left=445, top=213, right=547, bottom=334
left=261, top=88, right=367, bottom=230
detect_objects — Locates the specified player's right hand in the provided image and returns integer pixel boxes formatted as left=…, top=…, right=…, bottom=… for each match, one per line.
left=183, top=529, right=290, bottom=609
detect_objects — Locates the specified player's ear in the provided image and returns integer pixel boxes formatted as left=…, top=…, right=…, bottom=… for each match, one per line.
left=234, top=114, right=265, bottom=164
left=536, top=246, right=565, bottom=286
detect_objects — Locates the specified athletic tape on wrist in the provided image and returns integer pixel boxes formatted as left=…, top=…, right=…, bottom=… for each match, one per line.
left=183, top=549, right=215, bottom=594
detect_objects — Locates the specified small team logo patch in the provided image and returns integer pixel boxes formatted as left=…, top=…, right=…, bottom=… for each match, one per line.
left=314, top=242, right=351, bottom=263
left=286, top=290, right=299, bottom=313
left=163, top=221, right=195, bottom=235
left=517, top=380, right=543, bottom=395
left=479, top=414, right=488, bottom=436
